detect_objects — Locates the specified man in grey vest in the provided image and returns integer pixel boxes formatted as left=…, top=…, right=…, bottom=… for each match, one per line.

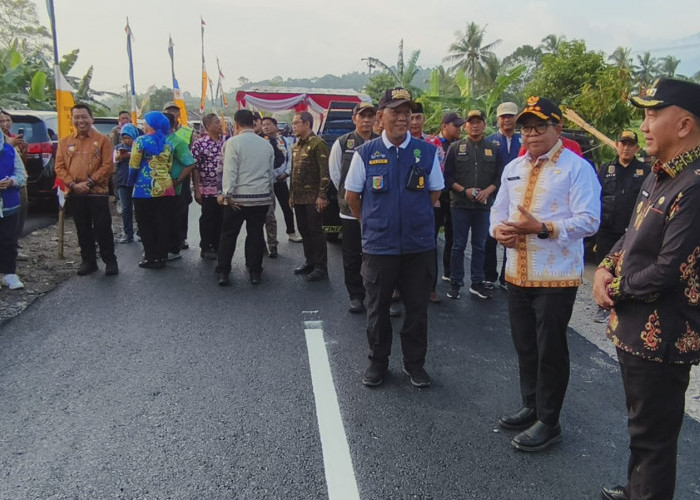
left=329, top=102, right=378, bottom=313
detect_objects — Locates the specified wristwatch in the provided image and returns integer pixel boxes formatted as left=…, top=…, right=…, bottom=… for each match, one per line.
left=536, top=222, right=550, bottom=239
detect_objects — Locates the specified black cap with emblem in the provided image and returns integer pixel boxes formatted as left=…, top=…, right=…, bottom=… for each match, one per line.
left=516, top=96, right=562, bottom=125
left=378, top=87, right=413, bottom=110
left=630, top=78, right=700, bottom=117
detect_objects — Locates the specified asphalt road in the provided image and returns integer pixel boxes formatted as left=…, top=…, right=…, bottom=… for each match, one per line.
left=1, top=204, right=699, bottom=500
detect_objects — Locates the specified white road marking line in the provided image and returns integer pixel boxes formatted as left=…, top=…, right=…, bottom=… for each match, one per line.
left=304, top=321, right=360, bottom=500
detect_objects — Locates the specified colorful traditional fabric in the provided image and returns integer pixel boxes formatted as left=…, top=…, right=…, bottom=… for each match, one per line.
left=192, top=135, right=225, bottom=196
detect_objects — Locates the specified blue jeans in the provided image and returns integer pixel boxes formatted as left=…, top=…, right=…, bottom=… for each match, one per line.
left=449, top=207, right=490, bottom=287
left=117, top=186, right=134, bottom=239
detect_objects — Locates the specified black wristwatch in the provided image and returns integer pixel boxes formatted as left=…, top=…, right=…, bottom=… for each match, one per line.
left=536, top=222, right=550, bottom=239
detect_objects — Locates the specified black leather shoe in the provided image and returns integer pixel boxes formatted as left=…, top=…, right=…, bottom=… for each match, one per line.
left=104, top=259, right=119, bottom=276
left=77, top=260, right=98, bottom=276
left=268, top=248, right=278, bottom=258
left=294, top=263, right=314, bottom=275
left=499, top=407, right=537, bottom=430
left=249, top=270, right=261, bottom=285
left=601, top=485, right=628, bottom=500
left=306, top=268, right=328, bottom=281
left=217, top=272, right=230, bottom=286
left=511, top=420, right=562, bottom=452
left=362, top=362, right=387, bottom=387
left=348, top=298, right=366, bottom=313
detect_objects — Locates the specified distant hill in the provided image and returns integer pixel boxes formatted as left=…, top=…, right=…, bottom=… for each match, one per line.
left=232, top=68, right=434, bottom=94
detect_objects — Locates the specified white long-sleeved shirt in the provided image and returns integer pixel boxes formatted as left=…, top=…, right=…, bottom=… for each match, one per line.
left=489, top=140, right=601, bottom=287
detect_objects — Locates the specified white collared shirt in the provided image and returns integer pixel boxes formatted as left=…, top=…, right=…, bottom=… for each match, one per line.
left=490, top=140, right=601, bottom=287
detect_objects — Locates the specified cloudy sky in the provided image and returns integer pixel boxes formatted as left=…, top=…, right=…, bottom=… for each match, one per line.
left=42, top=0, right=700, bottom=95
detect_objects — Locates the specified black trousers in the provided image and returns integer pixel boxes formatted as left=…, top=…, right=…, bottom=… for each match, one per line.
left=595, top=230, right=624, bottom=265
left=134, top=197, right=174, bottom=262
left=70, top=195, right=115, bottom=264
left=433, top=203, right=452, bottom=287
left=199, top=196, right=223, bottom=251
left=507, top=285, right=578, bottom=425
left=618, top=349, right=691, bottom=500
left=294, top=203, right=327, bottom=271
left=484, top=236, right=506, bottom=284
left=341, top=218, right=364, bottom=300
left=216, top=204, right=269, bottom=274
left=274, top=181, right=295, bottom=234
left=362, top=251, right=435, bottom=369
left=175, top=177, right=192, bottom=242
left=0, top=211, right=19, bottom=274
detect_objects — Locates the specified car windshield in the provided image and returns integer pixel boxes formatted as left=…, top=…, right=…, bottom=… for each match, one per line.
left=9, top=118, right=50, bottom=143
left=92, top=121, right=116, bottom=136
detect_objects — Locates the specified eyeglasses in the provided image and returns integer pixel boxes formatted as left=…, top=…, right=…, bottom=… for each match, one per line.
left=521, top=123, right=554, bottom=136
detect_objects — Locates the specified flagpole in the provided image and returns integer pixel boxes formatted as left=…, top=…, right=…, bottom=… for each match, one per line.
left=125, top=18, right=137, bottom=125
left=199, top=17, right=208, bottom=114
left=168, top=35, right=189, bottom=127
left=46, top=0, right=72, bottom=259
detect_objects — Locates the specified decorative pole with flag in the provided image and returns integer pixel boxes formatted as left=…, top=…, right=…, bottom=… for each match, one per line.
left=125, top=18, right=138, bottom=125
left=168, top=35, right=188, bottom=126
left=216, top=58, right=229, bottom=135
left=199, top=17, right=208, bottom=114
left=46, top=0, right=76, bottom=259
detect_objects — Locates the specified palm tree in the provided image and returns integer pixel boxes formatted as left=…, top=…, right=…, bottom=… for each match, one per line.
left=659, top=56, right=681, bottom=77
left=369, top=39, right=421, bottom=93
left=609, top=46, right=633, bottom=71
left=539, top=34, right=564, bottom=54
left=443, top=22, right=501, bottom=94
left=634, top=52, right=660, bottom=91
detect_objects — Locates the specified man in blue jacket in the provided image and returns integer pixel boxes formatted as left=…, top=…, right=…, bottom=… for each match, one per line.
left=345, top=88, right=444, bottom=388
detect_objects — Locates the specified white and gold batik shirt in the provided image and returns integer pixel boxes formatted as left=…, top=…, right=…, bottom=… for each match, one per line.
left=489, top=140, right=601, bottom=287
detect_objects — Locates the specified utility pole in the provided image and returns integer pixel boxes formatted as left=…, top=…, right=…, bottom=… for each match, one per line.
left=361, top=57, right=376, bottom=77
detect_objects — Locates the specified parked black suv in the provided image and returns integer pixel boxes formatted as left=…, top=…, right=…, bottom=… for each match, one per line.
left=8, top=110, right=58, bottom=204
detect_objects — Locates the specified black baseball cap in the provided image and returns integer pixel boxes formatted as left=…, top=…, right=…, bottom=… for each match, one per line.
left=442, top=112, right=465, bottom=127
left=618, top=130, right=638, bottom=144
left=378, top=87, right=412, bottom=110
left=353, top=102, right=376, bottom=116
left=516, top=96, right=562, bottom=124
left=630, top=78, right=700, bottom=117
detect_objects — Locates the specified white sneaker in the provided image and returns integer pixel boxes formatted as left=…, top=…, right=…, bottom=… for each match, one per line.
left=288, top=233, right=303, bottom=242
left=2, top=274, right=25, bottom=290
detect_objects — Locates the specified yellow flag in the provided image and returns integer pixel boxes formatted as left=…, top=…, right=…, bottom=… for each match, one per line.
left=54, top=65, right=75, bottom=139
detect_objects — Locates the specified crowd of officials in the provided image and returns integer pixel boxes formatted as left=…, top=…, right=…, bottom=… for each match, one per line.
left=1, top=76, right=699, bottom=499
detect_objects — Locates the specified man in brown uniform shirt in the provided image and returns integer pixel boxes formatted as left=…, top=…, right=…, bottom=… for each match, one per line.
left=54, top=104, right=118, bottom=276
left=594, top=78, right=700, bottom=500
left=290, top=111, right=330, bottom=282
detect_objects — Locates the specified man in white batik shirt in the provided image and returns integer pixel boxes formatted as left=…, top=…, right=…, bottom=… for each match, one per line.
left=490, top=96, right=600, bottom=453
